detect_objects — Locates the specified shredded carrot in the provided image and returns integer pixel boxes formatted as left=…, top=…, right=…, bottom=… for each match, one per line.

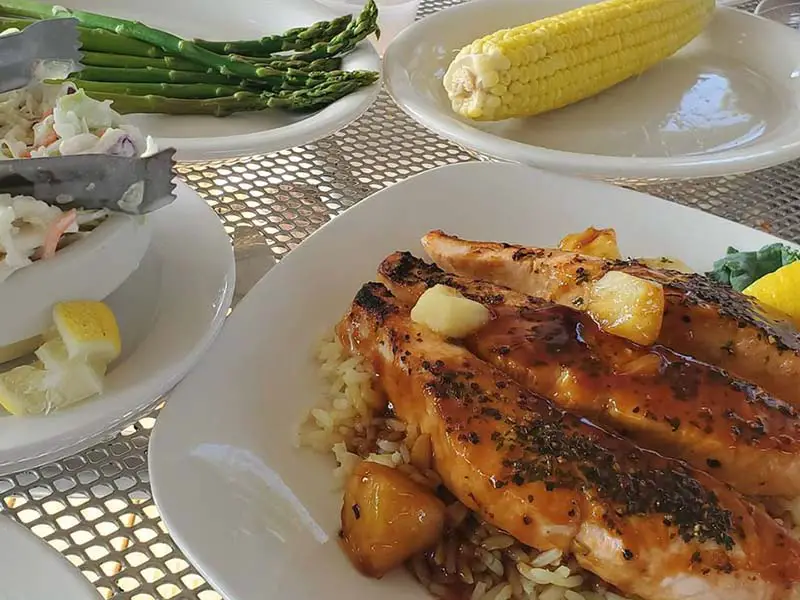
left=41, top=131, right=59, bottom=147
left=41, top=209, right=77, bottom=259
left=42, top=109, right=53, bottom=118
left=19, top=150, right=31, bottom=158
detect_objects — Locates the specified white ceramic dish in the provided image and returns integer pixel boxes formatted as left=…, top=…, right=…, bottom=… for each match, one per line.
left=0, top=514, right=100, bottom=600
left=0, top=214, right=152, bottom=352
left=0, top=181, right=234, bottom=474
left=148, top=162, right=793, bottom=600
left=383, top=0, right=800, bottom=180
left=60, top=0, right=382, bottom=162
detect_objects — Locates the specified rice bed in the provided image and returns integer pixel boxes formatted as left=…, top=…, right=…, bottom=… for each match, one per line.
left=297, top=334, right=642, bottom=600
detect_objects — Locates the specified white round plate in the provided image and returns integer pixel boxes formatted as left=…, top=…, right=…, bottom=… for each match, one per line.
left=0, top=514, right=99, bottom=600
left=0, top=182, right=234, bottom=474
left=148, top=162, right=794, bottom=600
left=61, top=0, right=381, bottom=162
left=384, top=0, right=800, bottom=180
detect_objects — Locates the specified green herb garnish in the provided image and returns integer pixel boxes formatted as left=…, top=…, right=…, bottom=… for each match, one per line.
left=708, top=243, right=800, bottom=292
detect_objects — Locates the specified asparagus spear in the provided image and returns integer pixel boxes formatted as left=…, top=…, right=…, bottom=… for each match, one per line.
left=66, top=79, right=246, bottom=99
left=0, top=16, right=167, bottom=56
left=79, top=73, right=378, bottom=116
left=248, top=57, right=342, bottom=73
left=80, top=51, right=207, bottom=72
left=0, top=0, right=298, bottom=81
left=81, top=52, right=341, bottom=76
left=195, top=14, right=353, bottom=56
left=74, top=65, right=244, bottom=85
left=291, top=0, right=379, bottom=61
left=73, top=64, right=378, bottom=92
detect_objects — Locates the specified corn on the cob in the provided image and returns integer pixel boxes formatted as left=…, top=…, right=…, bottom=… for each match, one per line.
left=443, top=0, right=715, bottom=121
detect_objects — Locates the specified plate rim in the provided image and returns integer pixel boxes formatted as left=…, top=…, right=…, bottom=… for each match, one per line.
left=148, top=160, right=798, bottom=600
left=0, top=514, right=100, bottom=600
left=383, top=1, right=800, bottom=180
left=0, top=181, right=235, bottom=474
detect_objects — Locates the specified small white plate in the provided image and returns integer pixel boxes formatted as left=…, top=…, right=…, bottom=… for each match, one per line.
left=384, top=0, right=800, bottom=180
left=148, top=162, right=793, bottom=600
left=62, top=0, right=381, bottom=162
left=0, top=514, right=99, bottom=600
left=0, top=181, right=234, bottom=474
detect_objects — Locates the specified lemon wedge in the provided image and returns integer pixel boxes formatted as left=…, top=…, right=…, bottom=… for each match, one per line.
left=0, top=301, right=120, bottom=416
left=0, top=366, right=49, bottom=416
left=743, top=261, right=800, bottom=323
left=53, top=301, right=121, bottom=363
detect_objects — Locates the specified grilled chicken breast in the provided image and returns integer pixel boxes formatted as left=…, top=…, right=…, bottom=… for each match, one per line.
left=338, top=282, right=800, bottom=600
left=421, top=231, right=800, bottom=407
left=377, top=252, right=800, bottom=498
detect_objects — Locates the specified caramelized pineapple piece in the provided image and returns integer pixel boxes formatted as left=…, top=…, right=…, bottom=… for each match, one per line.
left=586, top=271, right=665, bottom=346
left=638, top=256, right=694, bottom=273
left=559, top=227, right=621, bottom=260
left=410, top=284, right=490, bottom=338
left=340, top=461, right=445, bottom=578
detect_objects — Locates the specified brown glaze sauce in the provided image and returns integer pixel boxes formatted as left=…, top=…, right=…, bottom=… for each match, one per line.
left=469, top=304, right=800, bottom=455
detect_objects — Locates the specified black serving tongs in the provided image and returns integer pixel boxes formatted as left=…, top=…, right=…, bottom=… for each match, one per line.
left=0, top=18, right=83, bottom=94
left=0, top=150, right=178, bottom=215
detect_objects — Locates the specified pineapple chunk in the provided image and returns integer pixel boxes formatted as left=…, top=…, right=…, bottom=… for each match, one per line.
left=638, top=256, right=694, bottom=273
left=586, top=271, right=665, bottom=346
left=410, top=284, right=490, bottom=338
left=559, top=227, right=621, bottom=260
left=340, top=461, right=445, bottom=578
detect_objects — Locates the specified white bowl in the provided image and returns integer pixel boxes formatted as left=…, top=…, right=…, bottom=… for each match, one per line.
left=0, top=213, right=152, bottom=354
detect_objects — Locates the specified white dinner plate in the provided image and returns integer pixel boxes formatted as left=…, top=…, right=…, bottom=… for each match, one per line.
left=61, top=0, right=381, bottom=162
left=0, top=181, right=235, bottom=474
left=384, top=0, right=800, bottom=180
left=148, top=162, right=794, bottom=600
left=0, top=514, right=99, bottom=600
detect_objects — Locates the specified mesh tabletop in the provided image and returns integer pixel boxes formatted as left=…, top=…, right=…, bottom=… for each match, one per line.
left=1, top=0, right=796, bottom=598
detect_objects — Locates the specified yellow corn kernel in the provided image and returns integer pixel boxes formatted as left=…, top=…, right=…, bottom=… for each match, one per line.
left=443, top=0, right=715, bottom=121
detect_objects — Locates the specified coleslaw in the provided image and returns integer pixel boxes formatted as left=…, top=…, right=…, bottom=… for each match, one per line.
left=0, top=72, right=157, bottom=282
left=0, top=80, right=157, bottom=159
left=0, top=194, right=108, bottom=282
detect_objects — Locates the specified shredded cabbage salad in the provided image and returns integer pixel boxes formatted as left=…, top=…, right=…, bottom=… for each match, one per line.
left=0, top=194, right=108, bottom=282
left=0, top=74, right=158, bottom=282
left=0, top=81, right=157, bottom=159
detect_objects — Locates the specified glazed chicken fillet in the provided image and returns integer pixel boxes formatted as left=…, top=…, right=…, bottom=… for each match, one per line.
left=338, top=282, right=800, bottom=600
left=421, top=230, right=800, bottom=408
left=377, top=251, right=800, bottom=498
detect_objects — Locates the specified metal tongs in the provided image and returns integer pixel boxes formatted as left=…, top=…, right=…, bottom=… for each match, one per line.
left=0, top=18, right=176, bottom=215
left=0, top=150, right=178, bottom=215
left=0, top=18, right=83, bottom=95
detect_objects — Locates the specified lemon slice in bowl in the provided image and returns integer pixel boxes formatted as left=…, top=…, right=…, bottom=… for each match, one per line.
left=743, top=261, right=800, bottom=323
left=0, top=358, right=107, bottom=416
left=53, top=301, right=121, bottom=363
left=0, top=301, right=120, bottom=416
left=0, top=366, right=49, bottom=416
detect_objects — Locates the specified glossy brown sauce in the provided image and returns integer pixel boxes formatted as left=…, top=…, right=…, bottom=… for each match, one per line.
left=469, top=305, right=800, bottom=456
left=378, top=250, right=800, bottom=498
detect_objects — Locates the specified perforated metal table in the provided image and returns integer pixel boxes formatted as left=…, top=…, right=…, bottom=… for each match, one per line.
left=2, top=0, right=796, bottom=598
